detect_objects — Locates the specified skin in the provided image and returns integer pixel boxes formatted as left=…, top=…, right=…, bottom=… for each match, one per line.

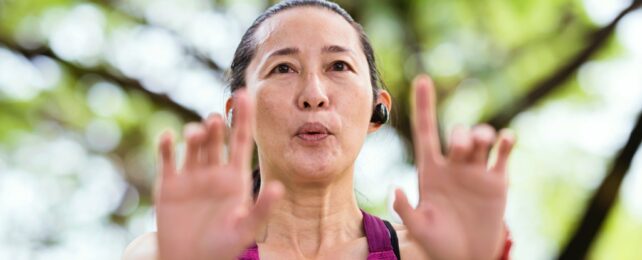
left=123, top=7, right=515, bottom=260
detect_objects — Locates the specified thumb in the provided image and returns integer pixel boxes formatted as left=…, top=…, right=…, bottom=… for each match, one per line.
left=241, top=181, right=285, bottom=235
left=393, top=188, right=413, bottom=222
left=393, top=188, right=419, bottom=228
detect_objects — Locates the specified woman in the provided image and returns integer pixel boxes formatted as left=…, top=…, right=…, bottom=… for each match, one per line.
left=123, top=0, right=515, bottom=259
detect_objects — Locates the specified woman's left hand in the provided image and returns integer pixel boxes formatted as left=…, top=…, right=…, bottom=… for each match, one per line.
left=394, top=75, right=515, bottom=260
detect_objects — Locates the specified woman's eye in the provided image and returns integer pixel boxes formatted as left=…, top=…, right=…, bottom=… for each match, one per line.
left=330, top=61, right=350, bottom=72
left=272, top=64, right=293, bottom=74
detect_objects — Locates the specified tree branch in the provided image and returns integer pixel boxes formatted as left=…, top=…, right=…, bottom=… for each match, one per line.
left=95, top=0, right=226, bottom=75
left=386, top=0, right=431, bottom=161
left=558, top=109, right=642, bottom=259
left=487, top=0, right=642, bottom=129
left=0, top=36, right=201, bottom=122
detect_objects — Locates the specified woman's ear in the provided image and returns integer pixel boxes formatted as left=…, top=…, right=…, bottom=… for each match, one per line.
left=368, top=90, right=392, bottom=133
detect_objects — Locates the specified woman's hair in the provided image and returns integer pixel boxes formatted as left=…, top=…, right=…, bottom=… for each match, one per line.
left=227, top=0, right=386, bottom=195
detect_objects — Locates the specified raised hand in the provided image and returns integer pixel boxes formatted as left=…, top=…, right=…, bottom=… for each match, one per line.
left=394, top=75, right=515, bottom=260
left=155, top=90, right=284, bottom=260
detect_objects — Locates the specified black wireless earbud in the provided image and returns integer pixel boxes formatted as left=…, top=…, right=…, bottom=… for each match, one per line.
left=370, top=103, right=388, bottom=124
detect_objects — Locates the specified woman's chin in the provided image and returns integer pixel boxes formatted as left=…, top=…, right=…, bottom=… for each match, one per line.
left=285, top=154, right=345, bottom=181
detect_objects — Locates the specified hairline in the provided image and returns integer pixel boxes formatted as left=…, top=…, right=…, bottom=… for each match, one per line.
left=228, top=0, right=383, bottom=105
left=246, top=6, right=366, bottom=80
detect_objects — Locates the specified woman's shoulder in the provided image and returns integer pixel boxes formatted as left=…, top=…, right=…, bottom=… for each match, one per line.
left=122, top=225, right=426, bottom=260
left=122, top=232, right=159, bottom=260
left=391, top=223, right=431, bottom=260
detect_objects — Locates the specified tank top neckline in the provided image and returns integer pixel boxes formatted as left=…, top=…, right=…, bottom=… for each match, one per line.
left=237, top=209, right=398, bottom=260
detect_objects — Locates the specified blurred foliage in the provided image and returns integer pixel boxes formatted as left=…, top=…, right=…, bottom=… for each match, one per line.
left=0, top=0, right=641, bottom=259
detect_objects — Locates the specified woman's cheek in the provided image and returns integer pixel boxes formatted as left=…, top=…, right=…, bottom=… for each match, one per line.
left=254, top=89, right=289, bottom=143
left=339, top=89, right=371, bottom=124
left=336, top=97, right=370, bottom=149
left=256, top=100, right=284, bottom=132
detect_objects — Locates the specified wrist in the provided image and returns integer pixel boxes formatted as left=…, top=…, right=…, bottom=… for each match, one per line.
left=497, top=224, right=512, bottom=260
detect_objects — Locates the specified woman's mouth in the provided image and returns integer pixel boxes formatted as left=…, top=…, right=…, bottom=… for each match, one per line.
left=295, top=122, right=332, bottom=143
left=297, top=132, right=329, bottom=141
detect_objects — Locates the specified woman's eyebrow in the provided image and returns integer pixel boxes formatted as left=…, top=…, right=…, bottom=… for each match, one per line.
left=264, top=45, right=355, bottom=61
left=268, top=47, right=299, bottom=59
left=322, top=45, right=354, bottom=55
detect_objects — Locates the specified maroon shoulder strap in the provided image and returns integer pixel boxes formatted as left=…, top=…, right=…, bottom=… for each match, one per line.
left=237, top=210, right=398, bottom=260
left=237, top=244, right=258, bottom=260
left=361, top=210, right=398, bottom=260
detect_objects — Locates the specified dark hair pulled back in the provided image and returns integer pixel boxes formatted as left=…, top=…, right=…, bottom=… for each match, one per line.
left=227, top=0, right=387, bottom=196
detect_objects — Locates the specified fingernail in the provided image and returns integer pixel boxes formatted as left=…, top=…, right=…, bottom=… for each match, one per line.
left=416, top=74, right=432, bottom=86
left=161, top=130, right=173, bottom=140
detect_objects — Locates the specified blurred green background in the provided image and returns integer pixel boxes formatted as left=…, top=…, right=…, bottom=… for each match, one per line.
left=0, top=0, right=641, bottom=259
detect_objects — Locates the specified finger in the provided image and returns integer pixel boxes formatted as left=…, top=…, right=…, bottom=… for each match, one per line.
left=183, top=122, right=207, bottom=172
left=491, top=129, right=516, bottom=174
left=412, top=75, right=443, bottom=166
left=470, top=124, right=496, bottom=164
left=242, top=181, right=284, bottom=235
left=230, top=89, right=255, bottom=172
left=393, top=189, right=420, bottom=229
left=156, top=131, right=175, bottom=201
left=159, top=130, right=176, bottom=179
left=447, top=125, right=473, bottom=163
left=205, top=114, right=225, bottom=165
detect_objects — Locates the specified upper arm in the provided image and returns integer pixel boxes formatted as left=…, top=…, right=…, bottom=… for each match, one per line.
left=122, top=232, right=159, bottom=260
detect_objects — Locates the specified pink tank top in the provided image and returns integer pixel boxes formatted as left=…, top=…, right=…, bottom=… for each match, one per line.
left=237, top=210, right=399, bottom=260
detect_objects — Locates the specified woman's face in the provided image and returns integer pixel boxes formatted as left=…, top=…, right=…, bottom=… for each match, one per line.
left=242, top=7, right=386, bottom=183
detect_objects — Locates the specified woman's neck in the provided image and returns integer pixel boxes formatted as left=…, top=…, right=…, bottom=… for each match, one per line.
left=256, top=166, right=363, bottom=257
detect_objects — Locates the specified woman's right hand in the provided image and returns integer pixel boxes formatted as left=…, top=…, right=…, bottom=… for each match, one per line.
left=155, top=90, right=284, bottom=260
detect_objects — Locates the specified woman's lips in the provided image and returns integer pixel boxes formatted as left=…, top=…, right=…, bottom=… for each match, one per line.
left=295, top=122, right=332, bottom=143
left=297, top=132, right=329, bottom=141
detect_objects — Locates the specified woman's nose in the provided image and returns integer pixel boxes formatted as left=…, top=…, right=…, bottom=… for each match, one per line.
left=297, top=74, right=329, bottom=110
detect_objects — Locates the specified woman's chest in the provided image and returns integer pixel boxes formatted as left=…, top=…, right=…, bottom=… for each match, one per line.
left=255, top=238, right=369, bottom=260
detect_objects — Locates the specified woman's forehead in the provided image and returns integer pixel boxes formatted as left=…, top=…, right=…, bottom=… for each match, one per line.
left=253, top=7, right=361, bottom=57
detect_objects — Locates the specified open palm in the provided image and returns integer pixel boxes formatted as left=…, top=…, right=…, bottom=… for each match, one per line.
left=394, top=75, right=515, bottom=260
left=155, top=90, right=283, bottom=260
